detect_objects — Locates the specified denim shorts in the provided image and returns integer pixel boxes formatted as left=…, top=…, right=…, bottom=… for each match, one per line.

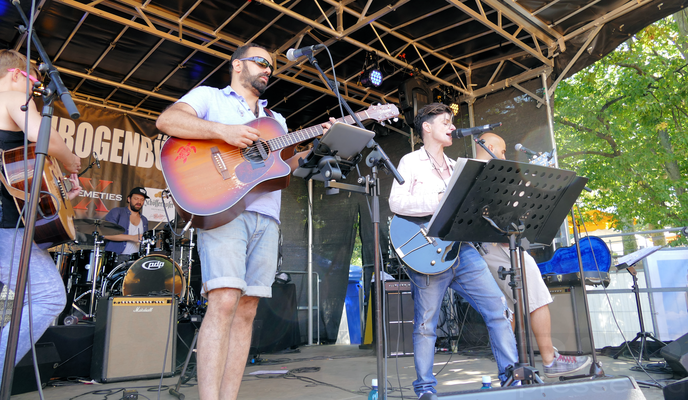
left=197, top=211, right=279, bottom=298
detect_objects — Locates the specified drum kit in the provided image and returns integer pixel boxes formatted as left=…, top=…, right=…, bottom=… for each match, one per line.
left=50, top=218, right=196, bottom=323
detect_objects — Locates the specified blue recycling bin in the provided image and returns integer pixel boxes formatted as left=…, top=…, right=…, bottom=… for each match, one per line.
left=345, top=265, right=363, bottom=344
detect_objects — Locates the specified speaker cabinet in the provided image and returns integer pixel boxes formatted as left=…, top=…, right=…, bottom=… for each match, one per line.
left=91, top=296, right=177, bottom=382
left=37, top=324, right=94, bottom=379
left=663, top=376, right=688, bottom=400
left=11, top=342, right=60, bottom=395
left=385, top=281, right=414, bottom=357
left=661, top=331, right=688, bottom=378
left=533, top=285, right=592, bottom=355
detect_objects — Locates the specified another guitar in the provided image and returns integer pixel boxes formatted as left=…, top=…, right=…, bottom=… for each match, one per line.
left=389, top=214, right=457, bottom=275
left=161, top=104, right=399, bottom=229
left=1, top=144, right=76, bottom=247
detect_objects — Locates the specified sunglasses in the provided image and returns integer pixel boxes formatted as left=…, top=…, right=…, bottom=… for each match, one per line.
left=237, top=57, right=274, bottom=76
left=7, top=68, right=40, bottom=84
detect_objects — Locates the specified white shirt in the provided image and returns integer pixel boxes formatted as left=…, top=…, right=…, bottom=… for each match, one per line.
left=389, top=147, right=457, bottom=217
left=122, top=219, right=143, bottom=255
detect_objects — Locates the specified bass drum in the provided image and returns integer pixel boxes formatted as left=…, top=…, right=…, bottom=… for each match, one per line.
left=121, top=254, right=185, bottom=298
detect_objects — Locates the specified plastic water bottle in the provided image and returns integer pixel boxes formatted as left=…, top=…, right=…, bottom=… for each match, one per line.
left=368, top=378, right=379, bottom=400
left=480, top=376, right=492, bottom=389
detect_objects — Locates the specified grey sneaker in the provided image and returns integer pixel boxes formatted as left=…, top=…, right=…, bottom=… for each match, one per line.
left=543, top=349, right=592, bottom=378
left=418, top=392, right=439, bottom=400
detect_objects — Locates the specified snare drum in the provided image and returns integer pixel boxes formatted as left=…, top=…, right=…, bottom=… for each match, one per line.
left=121, top=254, right=185, bottom=298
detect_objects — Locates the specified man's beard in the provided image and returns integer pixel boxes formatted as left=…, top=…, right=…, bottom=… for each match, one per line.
left=242, top=71, right=268, bottom=96
left=129, top=203, right=142, bottom=213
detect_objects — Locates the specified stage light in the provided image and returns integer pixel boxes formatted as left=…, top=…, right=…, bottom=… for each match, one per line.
left=361, top=67, right=383, bottom=87
left=449, top=102, right=459, bottom=115
left=359, top=52, right=384, bottom=88
left=435, top=85, right=460, bottom=116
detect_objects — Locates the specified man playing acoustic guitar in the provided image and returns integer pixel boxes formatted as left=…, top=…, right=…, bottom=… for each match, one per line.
left=157, top=43, right=333, bottom=400
left=0, top=49, right=81, bottom=377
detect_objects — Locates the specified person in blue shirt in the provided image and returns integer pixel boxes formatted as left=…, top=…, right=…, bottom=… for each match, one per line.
left=103, top=187, right=149, bottom=262
left=157, top=43, right=332, bottom=400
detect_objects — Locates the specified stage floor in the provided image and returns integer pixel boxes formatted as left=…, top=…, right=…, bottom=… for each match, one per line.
left=11, top=344, right=670, bottom=400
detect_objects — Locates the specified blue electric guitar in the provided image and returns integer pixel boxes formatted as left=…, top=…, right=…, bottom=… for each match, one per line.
left=389, top=215, right=457, bottom=275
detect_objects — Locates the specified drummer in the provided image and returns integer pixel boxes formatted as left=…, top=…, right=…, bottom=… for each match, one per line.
left=103, top=187, right=149, bottom=263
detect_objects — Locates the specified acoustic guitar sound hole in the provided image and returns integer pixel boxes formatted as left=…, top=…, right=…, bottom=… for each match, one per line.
left=242, top=140, right=271, bottom=163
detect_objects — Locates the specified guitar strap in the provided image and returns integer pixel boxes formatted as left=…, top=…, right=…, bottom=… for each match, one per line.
left=0, top=150, right=27, bottom=201
left=264, top=108, right=274, bottom=118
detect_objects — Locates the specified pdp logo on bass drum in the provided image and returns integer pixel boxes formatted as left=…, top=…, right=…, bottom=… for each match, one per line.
left=141, top=260, right=166, bottom=270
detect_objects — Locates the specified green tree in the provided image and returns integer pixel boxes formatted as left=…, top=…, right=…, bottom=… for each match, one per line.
left=554, top=13, right=688, bottom=239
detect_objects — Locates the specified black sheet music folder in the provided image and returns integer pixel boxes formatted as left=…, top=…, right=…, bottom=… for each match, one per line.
left=427, top=158, right=588, bottom=245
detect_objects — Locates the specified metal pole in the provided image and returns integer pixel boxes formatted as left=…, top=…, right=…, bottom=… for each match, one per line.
left=307, top=179, right=314, bottom=345
left=371, top=167, right=386, bottom=399
left=540, top=72, right=557, bottom=168
left=541, top=72, right=569, bottom=247
left=468, top=100, right=476, bottom=156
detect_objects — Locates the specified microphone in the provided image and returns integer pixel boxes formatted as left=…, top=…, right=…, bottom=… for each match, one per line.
left=451, top=122, right=502, bottom=139
left=286, top=44, right=326, bottom=61
left=93, top=152, right=101, bottom=168
left=514, top=143, right=540, bottom=157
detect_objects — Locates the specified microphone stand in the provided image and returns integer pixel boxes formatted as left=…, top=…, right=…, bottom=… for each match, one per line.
left=1, top=3, right=80, bottom=398
left=473, top=137, right=498, bottom=159
left=305, top=52, right=404, bottom=399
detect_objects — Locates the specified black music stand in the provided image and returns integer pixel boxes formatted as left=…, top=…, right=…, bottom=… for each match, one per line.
left=428, top=158, right=587, bottom=385
left=293, top=122, right=374, bottom=186
left=612, top=246, right=665, bottom=361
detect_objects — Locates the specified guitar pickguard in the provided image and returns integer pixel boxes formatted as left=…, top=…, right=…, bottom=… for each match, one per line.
left=234, top=152, right=275, bottom=183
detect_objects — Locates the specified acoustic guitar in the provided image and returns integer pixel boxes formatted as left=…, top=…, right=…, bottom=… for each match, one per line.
left=161, top=104, right=400, bottom=230
left=1, top=144, right=76, bottom=247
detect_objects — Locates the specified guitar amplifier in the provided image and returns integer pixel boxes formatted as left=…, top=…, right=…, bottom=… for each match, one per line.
left=385, top=281, right=414, bottom=356
left=91, top=296, right=177, bottom=382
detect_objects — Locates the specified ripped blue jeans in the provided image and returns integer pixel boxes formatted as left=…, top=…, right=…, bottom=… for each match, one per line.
left=406, top=244, right=517, bottom=395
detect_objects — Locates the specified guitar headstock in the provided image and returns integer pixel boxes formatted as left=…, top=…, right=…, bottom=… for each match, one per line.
left=362, top=103, right=400, bottom=125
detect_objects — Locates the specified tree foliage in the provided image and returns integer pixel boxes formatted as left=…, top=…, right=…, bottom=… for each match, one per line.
left=554, top=13, right=688, bottom=234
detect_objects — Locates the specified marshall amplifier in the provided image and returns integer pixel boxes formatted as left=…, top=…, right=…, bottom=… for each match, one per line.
left=91, top=296, right=177, bottom=382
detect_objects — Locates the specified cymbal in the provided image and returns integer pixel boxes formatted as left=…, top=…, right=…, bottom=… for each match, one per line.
left=73, top=219, right=125, bottom=236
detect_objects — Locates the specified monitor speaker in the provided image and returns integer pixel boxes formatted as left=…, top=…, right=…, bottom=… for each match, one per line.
left=438, top=376, right=646, bottom=399
left=663, top=376, right=688, bottom=400
left=37, top=324, right=94, bottom=379
left=385, top=281, right=413, bottom=356
left=661, top=331, right=688, bottom=377
left=11, top=342, right=60, bottom=395
left=91, top=296, right=177, bottom=382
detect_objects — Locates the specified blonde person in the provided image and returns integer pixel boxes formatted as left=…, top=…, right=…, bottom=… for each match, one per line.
left=0, top=50, right=81, bottom=377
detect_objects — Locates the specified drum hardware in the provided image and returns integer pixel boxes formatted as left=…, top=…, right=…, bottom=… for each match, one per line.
left=178, top=227, right=196, bottom=307
left=72, top=219, right=125, bottom=317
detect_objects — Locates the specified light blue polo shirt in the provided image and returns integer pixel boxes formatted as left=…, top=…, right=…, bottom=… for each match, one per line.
left=176, top=85, right=288, bottom=223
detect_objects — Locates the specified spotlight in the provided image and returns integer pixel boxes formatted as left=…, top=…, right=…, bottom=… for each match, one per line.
left=435, top=85, right=460, bottom=116
left=361, top=67, right=383, bottom=87
left=359, top=52, right=384, bottom=88
left=449, top=102, right=459, bottom=116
